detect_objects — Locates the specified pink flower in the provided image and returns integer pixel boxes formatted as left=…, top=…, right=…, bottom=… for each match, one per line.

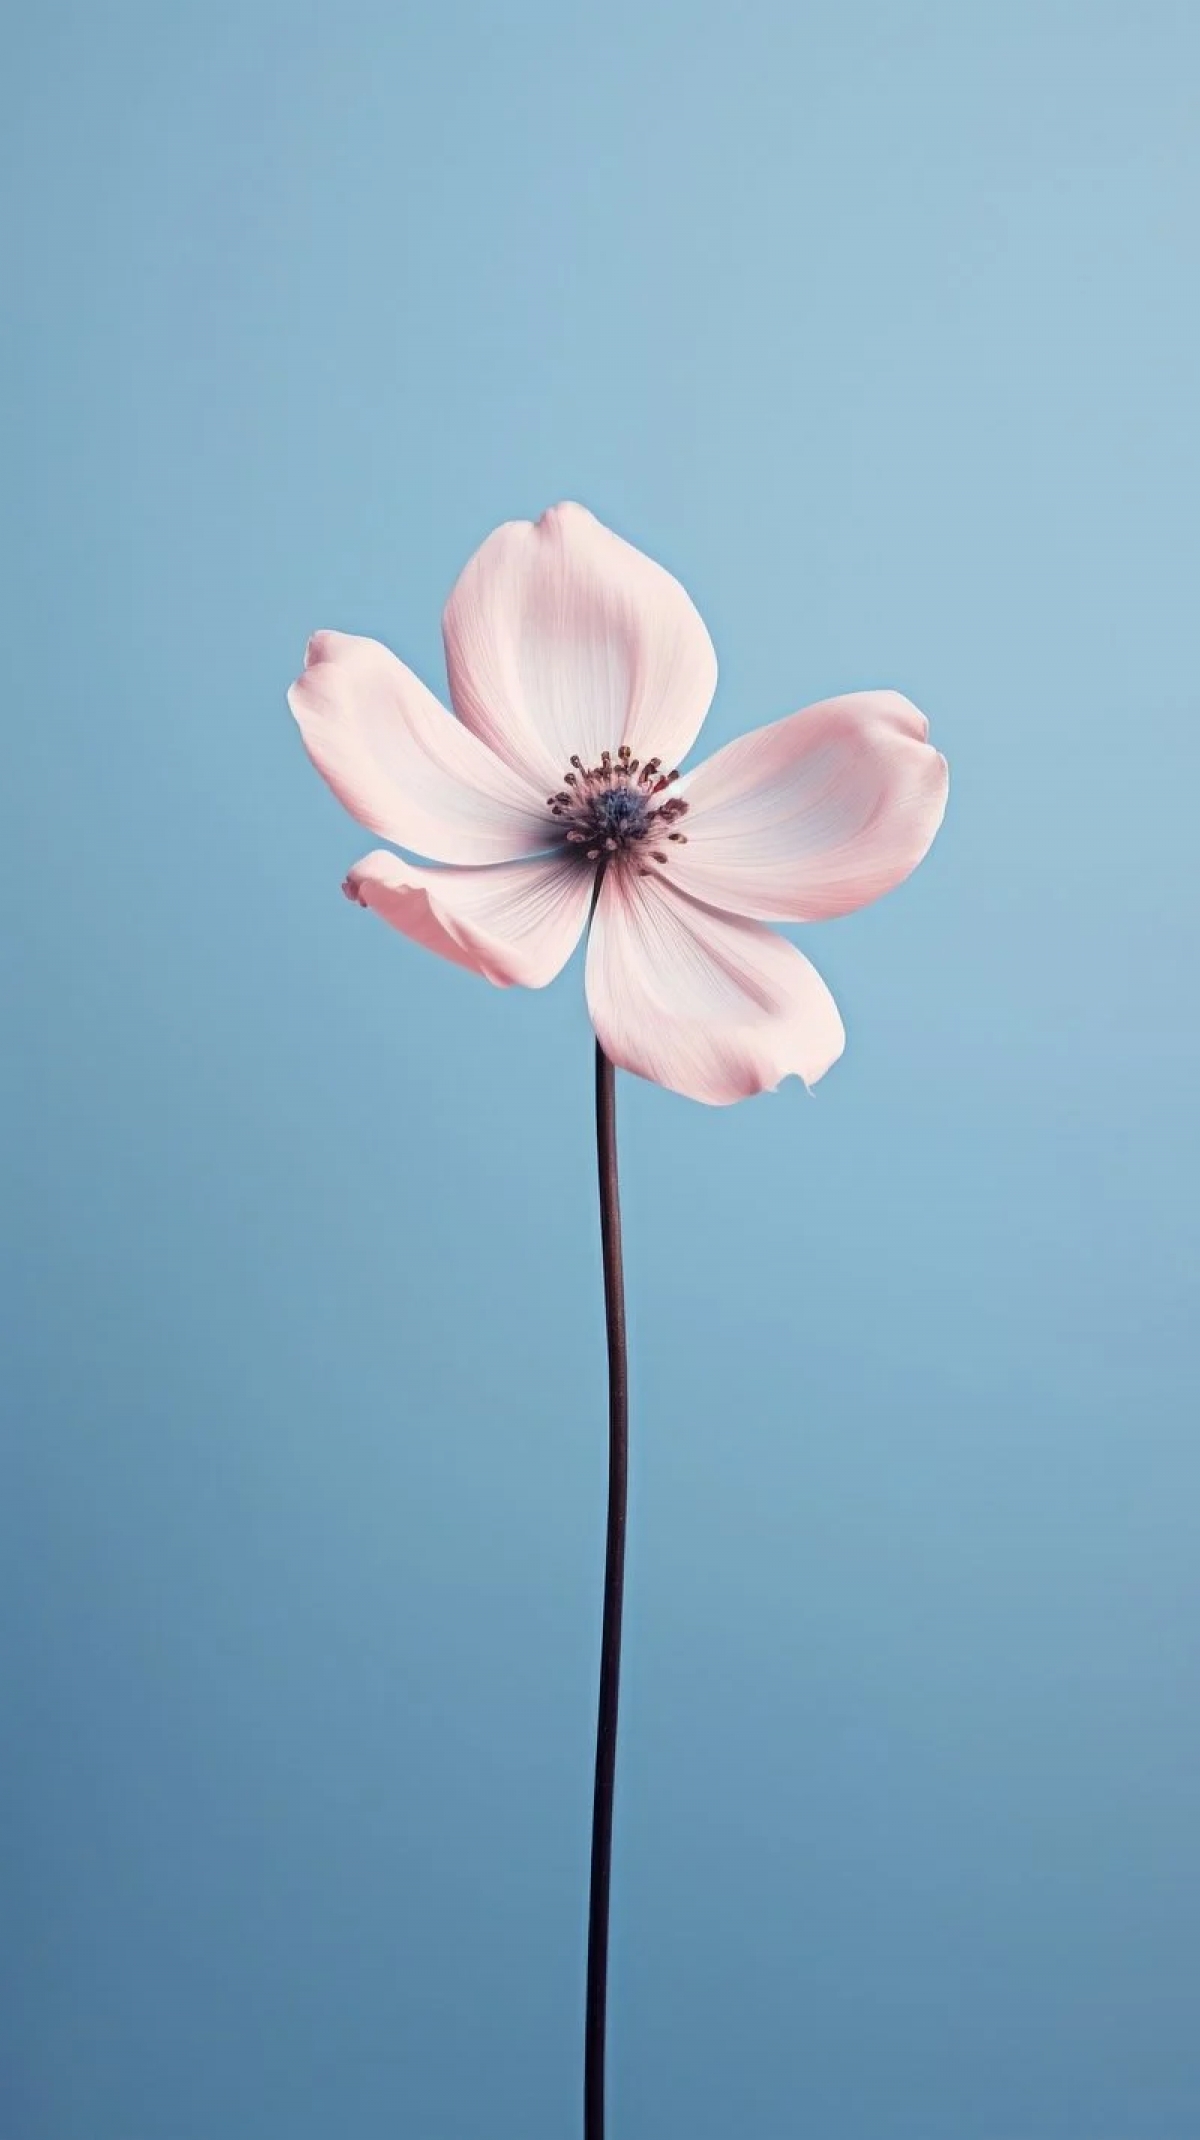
left=289, top=504, right=948, bottom=1105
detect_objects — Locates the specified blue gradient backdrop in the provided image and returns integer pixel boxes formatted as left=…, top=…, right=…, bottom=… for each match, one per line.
left=7, top=3, right=1199, bottom=2136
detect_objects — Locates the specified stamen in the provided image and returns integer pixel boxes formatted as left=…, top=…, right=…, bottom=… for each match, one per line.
left=550, top=744, right=693, bottom=871
left=668, top=832, right=687, bottom=843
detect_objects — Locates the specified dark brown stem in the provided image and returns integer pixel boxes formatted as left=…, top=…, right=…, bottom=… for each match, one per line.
left=585, top=1041, right=629, bottom=2140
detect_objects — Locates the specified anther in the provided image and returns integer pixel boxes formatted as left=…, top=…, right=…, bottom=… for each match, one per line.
left=605, top=837, right=618, bottom=851
left=566, top=830, right=587, bottom=843
left=586, top=848, right=601, bottom=861
left=601, top=750, right=612, bottom=769
left=617, top=743, right=631, bottom=760
left=652, top=850, right=668, bottom=864
left=570, top=755, right=585, bottom=771
left=668, top=832, right=687, bottom=843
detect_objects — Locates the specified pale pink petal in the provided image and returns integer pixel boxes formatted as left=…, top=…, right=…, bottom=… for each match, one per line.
left=289, top=631, right=553, bottom=865
left=669, top=691, right=948, bottom=921
left=342, top=849, right=593, bottom=989
left=442, top=503, right=718, bottom=787
left=586, top=869, right=845, bottom=1105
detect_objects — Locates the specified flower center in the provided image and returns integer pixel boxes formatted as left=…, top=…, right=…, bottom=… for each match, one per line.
left=546, top=745, right=689, bottom=871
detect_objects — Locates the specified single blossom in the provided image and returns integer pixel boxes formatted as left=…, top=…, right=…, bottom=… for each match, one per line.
left=289, top=503, right=948, bottom=1104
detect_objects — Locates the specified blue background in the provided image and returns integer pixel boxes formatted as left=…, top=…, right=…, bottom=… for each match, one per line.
left=7, top=2, right=1199, bottom=2135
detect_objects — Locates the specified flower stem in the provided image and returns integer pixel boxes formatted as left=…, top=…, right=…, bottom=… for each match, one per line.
left=585, top=1041, right=629, bottom=2140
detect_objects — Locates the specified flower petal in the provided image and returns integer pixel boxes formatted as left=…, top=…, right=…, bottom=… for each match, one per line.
left=343, top=849, right=593, bottom=989
left=669, top=691, right=948, bottom=921
left=289, top=631, right=553, bottom=864
left=442, top=503, right=718, bottom=786
left=586, top=869, right=845, bottom=1104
